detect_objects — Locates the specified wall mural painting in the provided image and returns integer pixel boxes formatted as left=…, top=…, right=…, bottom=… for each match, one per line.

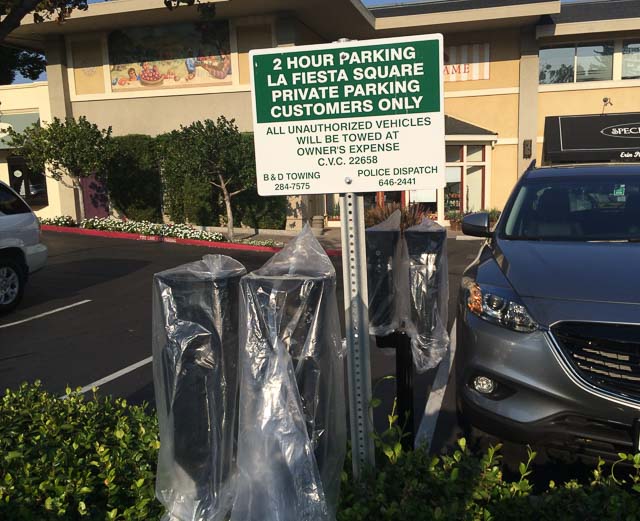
left=108, top=21, right=232, bottom=92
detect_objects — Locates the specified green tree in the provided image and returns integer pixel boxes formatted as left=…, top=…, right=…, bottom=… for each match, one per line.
left=0, top=0, right=206, bottom=45
left=0, top=45, right=45, bottom=85
left=7, top=116, right=112, bottom=220
left=160, top=117, right=255, bottom=240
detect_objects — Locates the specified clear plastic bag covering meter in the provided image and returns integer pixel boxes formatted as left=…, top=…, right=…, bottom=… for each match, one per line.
left=231, top=226, right=346, bottom=521
left=402, top=219, right=450, bottom=372
left=365, top=213, right=449, bottom=372
left=152, top=255, right=246, bottom=521
left=365, top=210, right=402, bottom=336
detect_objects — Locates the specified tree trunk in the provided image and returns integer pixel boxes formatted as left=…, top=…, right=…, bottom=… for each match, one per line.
left=219, top=174, right=234, bottom=241
left=74, top=179, right=86, bottom=222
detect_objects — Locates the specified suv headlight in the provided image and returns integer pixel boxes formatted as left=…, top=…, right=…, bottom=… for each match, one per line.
left=464, top=280, right=538, bottom=333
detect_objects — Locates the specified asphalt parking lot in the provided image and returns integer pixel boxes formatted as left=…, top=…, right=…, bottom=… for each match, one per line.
left=0, top=231, right=479, bottom=453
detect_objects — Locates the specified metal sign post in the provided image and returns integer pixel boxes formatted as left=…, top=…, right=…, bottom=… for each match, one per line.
left=340, top=192, right=375, bottom=475
left=249, top=33, right=445, bottom=479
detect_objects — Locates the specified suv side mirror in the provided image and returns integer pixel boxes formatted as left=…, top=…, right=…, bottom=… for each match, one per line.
left=462, top=212, right=491, bottom=237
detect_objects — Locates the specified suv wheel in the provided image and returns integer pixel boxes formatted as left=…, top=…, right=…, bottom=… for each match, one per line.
left=0, top=258, right=26, bottom=313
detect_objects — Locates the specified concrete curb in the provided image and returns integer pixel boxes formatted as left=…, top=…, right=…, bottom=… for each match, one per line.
left=41, top=225, right=343, bottom=257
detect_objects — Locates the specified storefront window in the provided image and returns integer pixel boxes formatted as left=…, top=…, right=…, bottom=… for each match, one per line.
left=576, top=43, right=613, bottom=82
left=445, top=144, right=487, bottom=217
left=539, top=46, right=574, bottom=84
left=622, top=41, right=640, bottom=80
left=465, top=166, right=484, bottom=213
left=445, top=166, right=462, bottom=215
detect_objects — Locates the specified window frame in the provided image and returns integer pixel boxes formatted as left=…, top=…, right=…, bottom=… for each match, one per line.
left=445, top=144, right=487, bottom=214
left=621, top=39, right=640, bottom=80
left=539, top=41, right=615, bottom=85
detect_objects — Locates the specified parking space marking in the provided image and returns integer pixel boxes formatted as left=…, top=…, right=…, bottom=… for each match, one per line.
left=0, top=299, right=92, bottom=329
left=415, top=320, right=457, bottom=449
left=76, top=356, right=152, bottom=395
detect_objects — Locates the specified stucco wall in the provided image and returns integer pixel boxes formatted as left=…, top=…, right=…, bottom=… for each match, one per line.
left=71, top=91, right=254, bottom=135
left=444, top=29, right=521, bottom=92
left=491, top=144, right=519, bottom=209
left=538, top=85, right=640, bottom=137
left=0, top=82, right=77, bottom=218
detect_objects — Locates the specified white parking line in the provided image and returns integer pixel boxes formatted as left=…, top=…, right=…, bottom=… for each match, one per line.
left=0, top=299, right=92, bottom=329
left=76, top=356, right=153, bottom=395
left=415, top=319, right=457, bottom=449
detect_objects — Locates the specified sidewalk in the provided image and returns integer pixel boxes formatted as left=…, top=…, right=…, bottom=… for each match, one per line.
left=244, top=228, right=343, bottom=250
left=246, top=227, right=479, bottom=248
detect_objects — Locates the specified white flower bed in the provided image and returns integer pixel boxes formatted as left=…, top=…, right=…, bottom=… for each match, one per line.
left=40, top=217, right=287, bottom=247
left=81, top=218, right=224, bottom=242
left=39, top=216, right=76, bottom=227
left=42, top=216, right=224, bottom=242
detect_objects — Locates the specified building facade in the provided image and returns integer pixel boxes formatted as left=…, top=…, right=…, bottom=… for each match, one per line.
left=2, top=0, right=639, bottom=226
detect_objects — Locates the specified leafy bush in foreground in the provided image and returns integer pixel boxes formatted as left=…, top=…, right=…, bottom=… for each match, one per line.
left=0, top=382, right=161, bottom=521
left=2, top=384, right=638, bottom=520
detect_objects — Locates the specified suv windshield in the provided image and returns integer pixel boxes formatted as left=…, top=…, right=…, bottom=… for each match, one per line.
left=501, top=174, right=640, bottom=241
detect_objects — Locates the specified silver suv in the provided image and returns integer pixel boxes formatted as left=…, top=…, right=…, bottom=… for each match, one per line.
left=0, top=181, right=47, bottom=313
left=456, top=164, right=640, bottom=458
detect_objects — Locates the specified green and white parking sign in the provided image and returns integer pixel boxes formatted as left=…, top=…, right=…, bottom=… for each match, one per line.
left=250, top=34, right=445, bottom=196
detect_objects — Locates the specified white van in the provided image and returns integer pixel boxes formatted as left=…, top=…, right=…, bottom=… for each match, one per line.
left=0, top=181, right=47, bottom=313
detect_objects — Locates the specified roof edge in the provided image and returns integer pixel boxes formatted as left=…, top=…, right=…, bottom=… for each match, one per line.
left=537, top=17, right=640, bottom=39
left=374, top=1, right=560, bottom=31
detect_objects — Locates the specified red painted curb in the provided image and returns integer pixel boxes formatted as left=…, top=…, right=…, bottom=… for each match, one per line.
left=41, top=225, right=343, bottom=257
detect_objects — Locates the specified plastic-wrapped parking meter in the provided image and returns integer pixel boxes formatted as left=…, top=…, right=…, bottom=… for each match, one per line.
left=403, top=219, right=450, bottom=372
left=365, top=210, right=402, bottom=336
left=152, top=255, right=246, bottom=521
left=231, top=226, right=347, bottom=521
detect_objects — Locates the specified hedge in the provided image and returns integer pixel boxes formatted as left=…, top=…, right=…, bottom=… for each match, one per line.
left=0, top=383, right=161, bottom=521
left=106, top=135, right=163, bottom=223
left=2, top=383, right=638, bottom=520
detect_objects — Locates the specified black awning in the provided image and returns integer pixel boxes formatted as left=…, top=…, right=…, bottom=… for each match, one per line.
left=544, top=113, right=640, bottom=164
left=445, top=115, right=496, bottom=137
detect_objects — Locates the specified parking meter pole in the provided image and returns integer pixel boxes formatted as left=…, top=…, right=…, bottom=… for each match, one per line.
left=395, top=332, right=415, bottom=450
left=340, top=192, right=376, bottom=478
left=375, top=332, right=415, bottom=450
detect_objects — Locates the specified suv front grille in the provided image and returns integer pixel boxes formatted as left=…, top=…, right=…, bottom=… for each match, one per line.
left=551, top=322, right=640, bottom=402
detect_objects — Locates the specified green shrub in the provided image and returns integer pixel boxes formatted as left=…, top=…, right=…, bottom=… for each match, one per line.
left=487, top=207, right=502, bottom=223
left=107, top=135, right=163, bottom=223
left=157, top=130, right=220, bottom=226
left=233, top=191, right=287, bottom=230
left=0, top=382, right=162, bottom=521
left=4, top=384, right=638, bottom=520
left=339, top=439, right=640, bottom=521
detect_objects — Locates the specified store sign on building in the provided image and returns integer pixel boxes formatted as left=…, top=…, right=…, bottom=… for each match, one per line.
left=443, top=43, right=490, bottom=82
left=544, top=113, right=640, bottom=162
left=250, top=35, right=445, bottom=196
